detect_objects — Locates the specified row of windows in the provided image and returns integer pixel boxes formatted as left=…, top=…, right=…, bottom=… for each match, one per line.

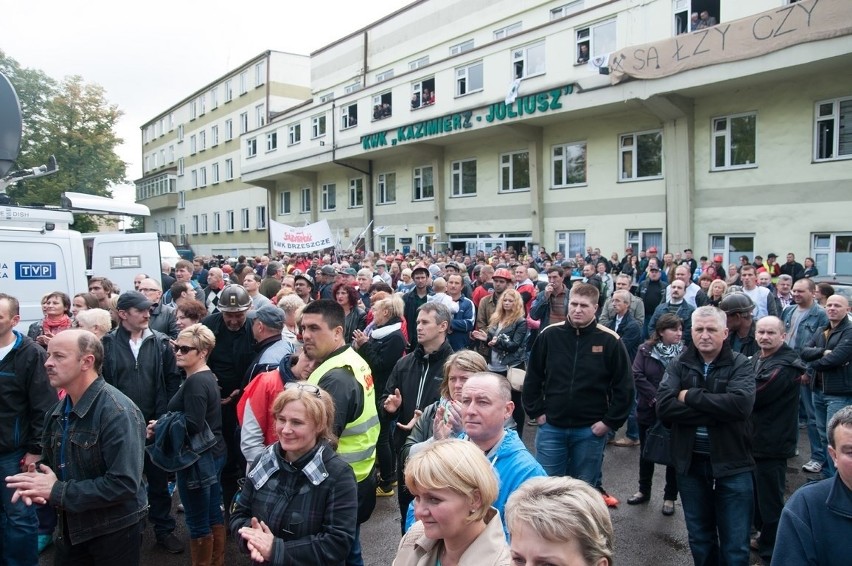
left=184, top=158, right=235, bottom=190
left=144, top=61, right=266, bottom=145
left=190, top=206, right=267, bottom=235
left=136, top=176, right=176, bottom=201
left=245, top=116, right=326, bottom=157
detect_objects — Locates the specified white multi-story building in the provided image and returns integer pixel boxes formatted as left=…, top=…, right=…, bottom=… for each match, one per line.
left=141, top=1, right=852, bottom=274
left=136, top=51, right=310, bottom=257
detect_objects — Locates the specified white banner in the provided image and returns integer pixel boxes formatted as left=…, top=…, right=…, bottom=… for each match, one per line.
left=269, top=219, right=334, bottom=253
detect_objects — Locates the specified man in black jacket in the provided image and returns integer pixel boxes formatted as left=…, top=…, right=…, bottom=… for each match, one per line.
left=750, top=316, right=806, bottom=564
left=381, top=302, right=453, bottom=534
left=402, top=265, right=433, bottom=351
left=102, top=290, right=183, bottom=553
left=523, top=283, right=633, bottom=488
left=0, top=293, right=54, bottom=564
left=657, top=306, right=755, bottom=566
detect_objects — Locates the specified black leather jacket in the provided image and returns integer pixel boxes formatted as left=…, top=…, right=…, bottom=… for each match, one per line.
left=657, top=344, right=755, bottom=478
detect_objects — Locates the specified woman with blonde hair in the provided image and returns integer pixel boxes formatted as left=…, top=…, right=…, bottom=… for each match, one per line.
left=148, top=323, right=226, bottom=565
left=697, top=278, right=728, bottom=308
left=505, top=476, right=614, bottom=566
left=230, top=383, right=357, bottom=565
left=394, top=439, right=510, bottom=566
left=353, top=295, right=408, bottom=496
left=471, top=287, right=528, bottom=435
left=73, top=308, right=113, bottom=339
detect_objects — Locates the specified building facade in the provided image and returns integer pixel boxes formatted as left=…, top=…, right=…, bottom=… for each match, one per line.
left=136, top=51, right=311, bottom=257
left=140, top=0, right=852, bottom=274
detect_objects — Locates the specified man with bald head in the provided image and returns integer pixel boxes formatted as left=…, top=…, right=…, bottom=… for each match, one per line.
left=749, top=316, right=806, bottom=562
left=203, top=267, right=228, bottom=314
left=666, top=265, right=701, bottom=308
left=5, top=330, right=147, bottom=565
left=802, top=293, right=852, bottom=479
left=139, top=278, right=179, bottom=338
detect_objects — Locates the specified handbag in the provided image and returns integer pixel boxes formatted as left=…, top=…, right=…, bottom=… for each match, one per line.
left=506, top=366, right=526, bottom=392
left=641, top=420, right=674, bottom=467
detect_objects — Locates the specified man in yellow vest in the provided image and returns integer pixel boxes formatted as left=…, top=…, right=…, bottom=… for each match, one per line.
left=302, top=299, right=379, bottom=566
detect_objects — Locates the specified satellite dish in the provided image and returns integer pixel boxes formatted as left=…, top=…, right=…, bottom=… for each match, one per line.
left=0, top=72, right=23, bottom=178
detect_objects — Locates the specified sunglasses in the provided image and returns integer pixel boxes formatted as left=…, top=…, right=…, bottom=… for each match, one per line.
left=284, top=382, right=321, bottom=398
left=172, top=344, right=199, bottom=355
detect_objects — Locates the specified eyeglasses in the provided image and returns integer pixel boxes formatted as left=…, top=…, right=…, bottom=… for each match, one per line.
left=172, top=344, right=199, bottom=355
left=139, top=288, right=160, bottom=293
left=284, top=382, right=321, bottom=397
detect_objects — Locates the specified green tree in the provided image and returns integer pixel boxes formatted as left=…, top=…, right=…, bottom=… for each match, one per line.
left=1, top=52, right=127, bottom=232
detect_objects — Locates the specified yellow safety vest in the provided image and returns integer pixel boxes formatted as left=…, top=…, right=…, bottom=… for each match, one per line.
left=308, top=347, right=379, bottom=482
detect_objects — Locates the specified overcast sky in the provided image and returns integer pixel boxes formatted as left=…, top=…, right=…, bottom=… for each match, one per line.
left=3, top=0, right=413, bottom=201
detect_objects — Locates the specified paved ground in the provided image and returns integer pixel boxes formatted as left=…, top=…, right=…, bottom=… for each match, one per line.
left=40, top=426, right=814, bottom=565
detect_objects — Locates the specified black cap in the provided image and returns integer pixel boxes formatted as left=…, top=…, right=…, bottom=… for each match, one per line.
left=116, top=291, right=153, bottom=311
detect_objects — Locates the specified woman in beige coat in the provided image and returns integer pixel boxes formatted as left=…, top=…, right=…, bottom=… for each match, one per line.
left=393, top=439, right=510, bottom=566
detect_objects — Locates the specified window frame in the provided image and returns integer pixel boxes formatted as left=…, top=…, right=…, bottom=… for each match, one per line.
left=711, top=112, right=757, bottom=171
left=240, top=207, right=250, bottom=231
left=300, top=188, right=311, bottom=213
left=279, top=191, right=292, bottom=215
left=312, top=114, right=327, bottom=138
left=225, top=119, right=233, bottom=141
left=267, top=131, right=278, bottom=152
left=377, top=172, right=397, bottom=204
left=411, top=77, right=436, bottom=110
left=451, top=158, right=477, bottom=197
left=246, top=137, right=257, bottom=158
left=556, top=230, right=586, bottom=259
left=288, top=123, right=301, bottom=145
left=413, top=166, right=434, bottom=201
left=239, top=71, right=248, bottom=95
left=211, top=162, right=220, bottom=184
left=552, top=141, right=588, bottom=188
left=372, top=92, right=392, bottom=121
left=494, top=22, right=522, bottom=40
left=341, top=103, right=358, bottom=129
left=225, top=158, right=234, bottom=181
left=456, top=61, right=484, bottom=97
left=409, top=56, right=429, bottom=71
left=450, top=39, right=474, bottom=56
left=551, top=1, right=584, bottom=20
left=224, top=80, right=233, bottom=103
left=240, top=112, right=249, bottom=134
left=256, top=205, right=267, bottom=230
left=321, top=183, right=337, bottom=211
left=512, top=40, right=546, bottom=79
left=226, top=210, right=235, bottom=232
left=213, top=211, right=221, bottom=233
left=349, top=178, right=364, bottom=208
left=211, top=125, right=219, bottom=147
left=576, top=17, right=616, bottom=64
left=814, top=96, right=852, bottom=162
left=499, top=150, right=531, bottom=193
left=709, top=233, right=754, bottom=268
left=618, top=130, right=663, bottom=182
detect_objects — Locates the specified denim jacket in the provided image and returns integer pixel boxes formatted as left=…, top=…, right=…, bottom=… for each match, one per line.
left=146, top=411, right=217, bottom=489
left=43, top=378, right=148, bottom=545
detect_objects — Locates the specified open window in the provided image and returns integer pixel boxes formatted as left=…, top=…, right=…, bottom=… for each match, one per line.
left=372, top=92, right=392, bottom=121
left=411, top=77, right=436, bottom=110
left=674, top=0, right=721, bottom=35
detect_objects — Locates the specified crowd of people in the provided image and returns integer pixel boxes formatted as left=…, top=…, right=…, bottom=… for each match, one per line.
left=0, top=241, right=850, bottom=566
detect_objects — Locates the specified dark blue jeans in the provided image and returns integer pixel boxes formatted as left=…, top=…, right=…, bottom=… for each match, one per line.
left=800, top=384, right=826, bottom=465
left=813, top=391, right=852, bottom=478
left=0, top=448, right=39, bottom=566
left=534, top=422, right=607, bottom=484
left=678, top=455, right=753, bottom=566
left=176, top=454, right=226, bottom=539
left=144, top=450, right=176, bottom=539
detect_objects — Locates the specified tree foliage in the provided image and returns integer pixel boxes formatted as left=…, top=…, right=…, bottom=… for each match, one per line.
left=1, top=51, right=127, bottom=232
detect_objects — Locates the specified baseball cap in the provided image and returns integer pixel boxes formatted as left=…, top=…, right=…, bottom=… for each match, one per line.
left=338, top=267, right=357, bottom=276
left=767, top=253, right=777, bottom=259
left=375, top=260, right=387, bottom=267
left=117, top=291, right=153, bottom=311
left=247, top=304, right=285, bottom=330
left=320, top=265, right=336, bottom=276
left=714, top=255, right=723, bottom=262
left=445, top=261, right=461, bottom=272
left=648, top=246, right=658, bottom=253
